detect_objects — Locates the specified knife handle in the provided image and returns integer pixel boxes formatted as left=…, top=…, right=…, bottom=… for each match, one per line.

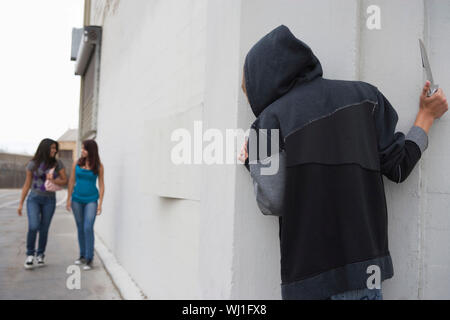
left=428, top=85, right=439, bottom=97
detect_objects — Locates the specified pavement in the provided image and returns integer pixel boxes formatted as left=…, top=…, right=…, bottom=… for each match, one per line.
left=0, top=189, right=121, bottom=300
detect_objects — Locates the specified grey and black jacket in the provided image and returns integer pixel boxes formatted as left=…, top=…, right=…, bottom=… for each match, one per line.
left=243, top=25, right=428, bottom=300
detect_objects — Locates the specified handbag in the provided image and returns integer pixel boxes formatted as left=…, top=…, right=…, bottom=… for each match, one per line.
left=44, top=167, right=63, bottom=191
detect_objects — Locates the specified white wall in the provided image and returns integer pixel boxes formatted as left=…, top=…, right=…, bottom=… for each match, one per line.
left=199, top=0, right=242, bottom=299
left=89, top=0, right=450, bottom=299
left=90, top=0, right=207, bottom=299
left=359, top=0, right=426, bottom=300
left=420, top=0, right=450, bottom=299
left=358, top=0, right=450, bottom=300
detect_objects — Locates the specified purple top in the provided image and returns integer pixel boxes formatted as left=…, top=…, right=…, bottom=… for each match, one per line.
left=26, top=159, right=65, bottom=196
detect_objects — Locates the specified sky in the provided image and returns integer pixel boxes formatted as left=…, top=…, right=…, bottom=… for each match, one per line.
left=0, top=0, right=84, bottom=155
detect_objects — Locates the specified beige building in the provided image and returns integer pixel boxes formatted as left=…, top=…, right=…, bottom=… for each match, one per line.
left=57, top=129, right=78, bottom=163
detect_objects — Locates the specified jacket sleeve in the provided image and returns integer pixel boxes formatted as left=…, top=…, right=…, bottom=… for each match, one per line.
left=244, top=113, right=286, bottom=216
left=374, top=89, right=428, bottom=183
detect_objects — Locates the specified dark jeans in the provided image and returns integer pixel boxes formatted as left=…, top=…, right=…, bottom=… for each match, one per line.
left=26, top=191, right=56, bottom=256
left=329, top=287, right=383, bottom=300
left=71, top=201, right=97, bottom=261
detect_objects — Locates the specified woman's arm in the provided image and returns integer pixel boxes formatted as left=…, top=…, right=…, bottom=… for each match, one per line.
left=51, top=168, right=68, bottom=186
left=66, top=161, right=77, bottom=211
left=17, top=170, right=32, bottom=216
left=97, top=163, right=105, bottom=215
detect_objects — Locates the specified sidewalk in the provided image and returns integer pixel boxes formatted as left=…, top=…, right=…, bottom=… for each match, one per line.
left=0, top=189, right=121, bottom=300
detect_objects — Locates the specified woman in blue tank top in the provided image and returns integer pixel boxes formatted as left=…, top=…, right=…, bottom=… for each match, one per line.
left=66, top=139, right=105, bottom=270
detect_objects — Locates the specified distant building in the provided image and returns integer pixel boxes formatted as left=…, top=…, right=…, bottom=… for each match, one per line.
left=57, top=129, right=78, bottom=163
left=0, top=152, right=32, bottom=188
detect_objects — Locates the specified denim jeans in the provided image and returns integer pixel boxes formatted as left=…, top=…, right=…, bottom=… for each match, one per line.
left=26, top=191, right=56, bottom=256
left=71, top=201, right=97, bottom=261
left=329, top=287, right=383, bottom=300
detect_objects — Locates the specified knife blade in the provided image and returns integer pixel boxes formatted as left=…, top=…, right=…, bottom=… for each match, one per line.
left=419, top=39, right=439, bottom=97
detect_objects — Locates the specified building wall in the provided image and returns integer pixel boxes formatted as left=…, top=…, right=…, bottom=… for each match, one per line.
left=0, top=153, right=32, bottom=188
left=58, top=141, right=77, bottom=162
left=358, top=0, right=425, bottom=299
left=88, top=0, right=450, bottom=299
left=89, top=0, right=207, bottom=299
left=420, top=0, right=450, bottom=299
left=200, top=0, right=242, bottom=299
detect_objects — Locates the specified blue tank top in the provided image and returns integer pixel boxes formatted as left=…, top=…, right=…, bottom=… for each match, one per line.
left=71, top=164, right=99, bottom=203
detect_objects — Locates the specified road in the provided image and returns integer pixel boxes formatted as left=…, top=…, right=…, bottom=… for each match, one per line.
left=0, top=189, right=121, bottom=299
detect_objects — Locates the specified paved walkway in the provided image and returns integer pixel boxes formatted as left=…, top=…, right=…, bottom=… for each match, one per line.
left=0, top=189, right=121, bottom=299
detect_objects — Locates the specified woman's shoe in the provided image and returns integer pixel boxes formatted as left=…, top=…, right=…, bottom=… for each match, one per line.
left=36, top=254, right=45, bottom=267
left=83, top=260, right=93, bottom=270
left=75, top=257, right=87, bottom=265
left=24, top=255, right=35, bottom=269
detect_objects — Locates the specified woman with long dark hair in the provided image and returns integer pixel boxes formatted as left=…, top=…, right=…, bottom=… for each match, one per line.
left=17, top=138, right=68, bottom=269
left=66, top=139, right=105, bottom=270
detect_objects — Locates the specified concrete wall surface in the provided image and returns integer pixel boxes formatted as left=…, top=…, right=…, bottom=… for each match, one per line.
left=87, top=0, right=450, bottom=299
left=0, top=153, right=32, bottom=188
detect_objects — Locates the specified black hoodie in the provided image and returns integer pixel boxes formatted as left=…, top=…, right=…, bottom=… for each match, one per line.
left=243, top=25, right=428, bottom=299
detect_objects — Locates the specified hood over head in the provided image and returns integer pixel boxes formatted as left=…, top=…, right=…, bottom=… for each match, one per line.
left=244, top=25, right=323, bottom=117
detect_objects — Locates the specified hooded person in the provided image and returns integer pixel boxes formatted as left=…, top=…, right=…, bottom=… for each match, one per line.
left=242, top=25, right=433, bottom=300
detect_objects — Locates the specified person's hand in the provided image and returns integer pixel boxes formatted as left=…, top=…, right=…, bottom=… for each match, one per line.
left=66, top=199, right=71, bottom=212
left=238, top=139, right=248, bottom=164
left=46, top=172, right=54, bottom=182
left=97, top=204, right=102, bottom=216
left=17, top=204, right=23, bottom=216
left=420, top=81, right=448, bottom=119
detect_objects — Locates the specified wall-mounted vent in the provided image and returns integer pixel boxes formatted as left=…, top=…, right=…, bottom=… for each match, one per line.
left=71, top=26, right=102, bottom=76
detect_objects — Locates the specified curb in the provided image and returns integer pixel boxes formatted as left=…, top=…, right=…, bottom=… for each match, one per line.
left=94, top=233, right=147, bottom=300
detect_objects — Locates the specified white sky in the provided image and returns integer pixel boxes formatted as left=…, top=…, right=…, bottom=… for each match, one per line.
left=0, top=0, right=84, bottom=155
